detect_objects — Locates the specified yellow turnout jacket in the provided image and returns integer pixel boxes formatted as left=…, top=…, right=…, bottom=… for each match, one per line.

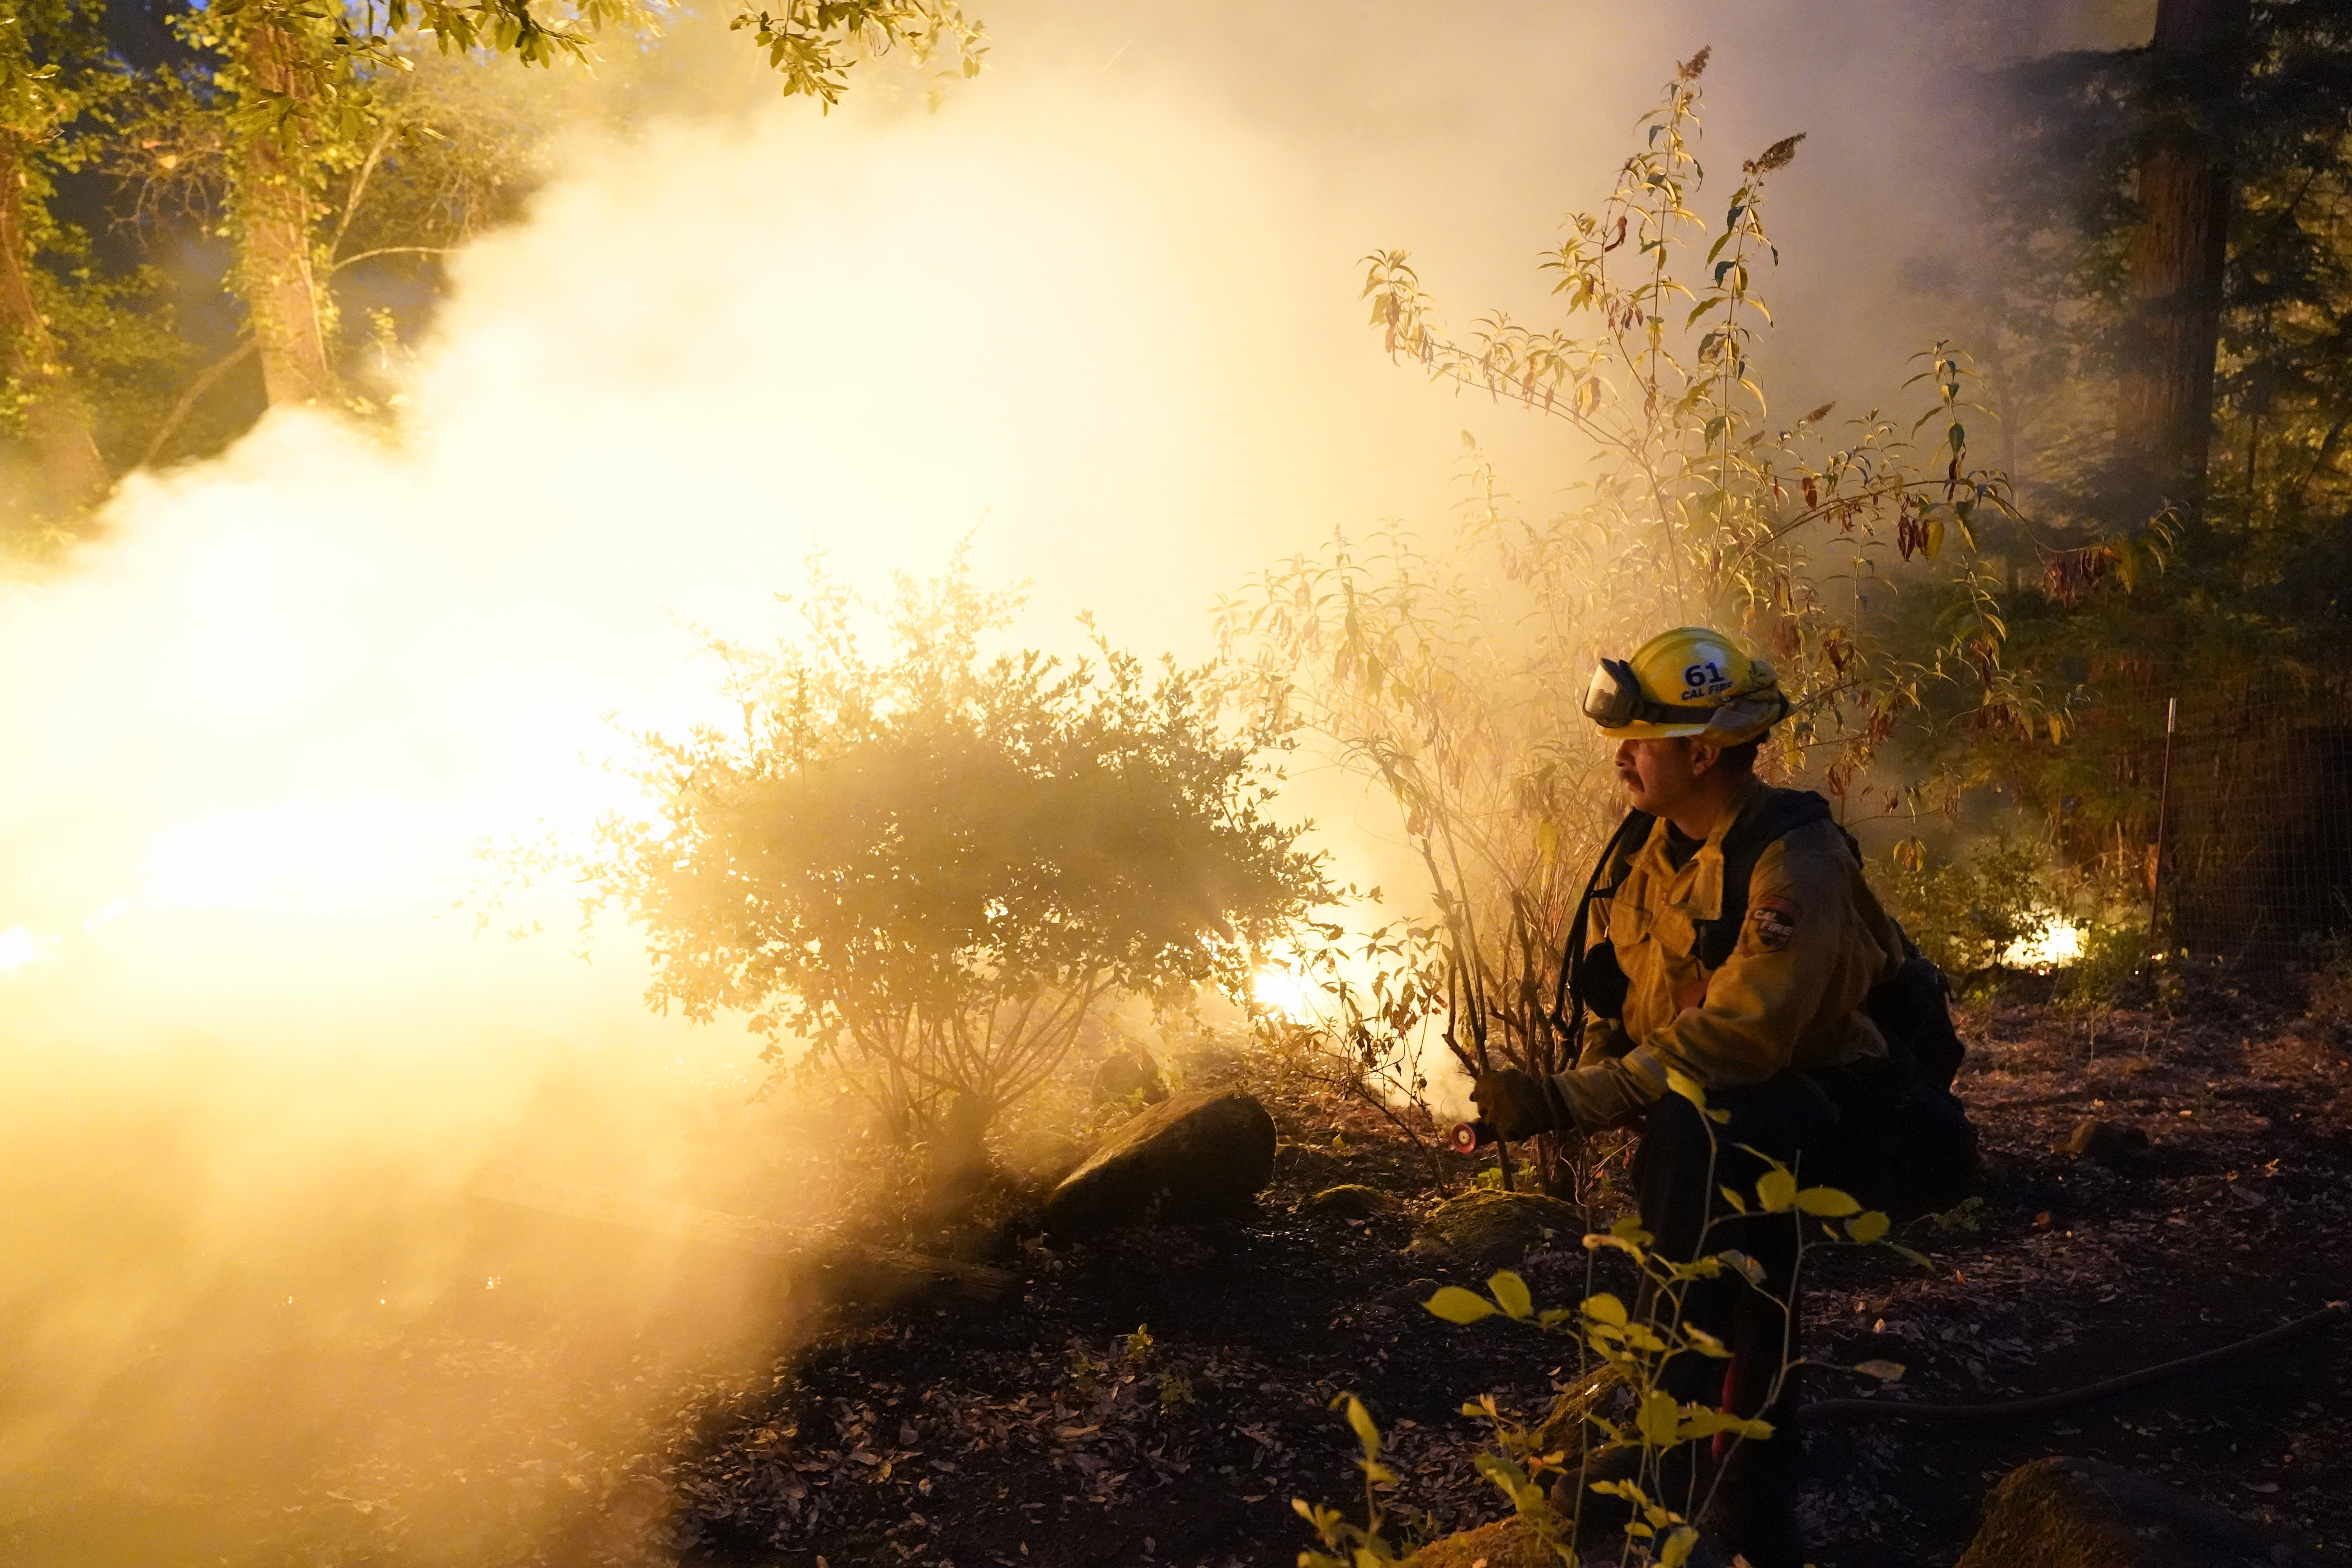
left=1567, top=776, right=1908, bottom=1110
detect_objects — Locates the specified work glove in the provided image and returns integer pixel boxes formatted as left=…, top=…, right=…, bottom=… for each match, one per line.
left=1470, top=1067, right=1563, bottom=1140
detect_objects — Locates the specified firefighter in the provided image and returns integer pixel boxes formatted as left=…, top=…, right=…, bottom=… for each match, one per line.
left=1471, top=625, right=1910, bottom=1568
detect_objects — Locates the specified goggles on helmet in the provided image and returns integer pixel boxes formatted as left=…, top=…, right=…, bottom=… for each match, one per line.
left=1581, top=657, right=1724, bottom=729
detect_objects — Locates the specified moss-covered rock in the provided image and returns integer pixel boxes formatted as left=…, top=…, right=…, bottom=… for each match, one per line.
left=1404, top=1516, right=1554, bottom=1568
left=1956, top=1456, right=2334, bottom=1568
left=1298, top=1183, right=1395, bottom=1219
left=1411, top=1187, right=1582, bottom=1267
left=1405, top=1511, right=1735, bottom=1567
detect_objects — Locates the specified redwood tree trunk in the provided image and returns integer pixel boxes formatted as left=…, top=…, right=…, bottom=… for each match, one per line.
left=231, top=18, right=334, bottom=407
left=0, top=130, right=109, bottom=509
left=2116, top=0, right=2252, bottom=514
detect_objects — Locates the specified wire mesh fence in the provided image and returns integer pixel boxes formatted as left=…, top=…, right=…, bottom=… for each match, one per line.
left=2133, top=688, right=2352, bottom=963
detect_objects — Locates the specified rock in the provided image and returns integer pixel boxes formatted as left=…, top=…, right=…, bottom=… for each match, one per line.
left=1531, top=1368, right=1624, bottom=1456
left=1090, top=1046, right=1168, bottom=1106
left=1299, top=1183, right=1396, bottom=1219
left=1405, top=1516, right=1553, bottom=1568
left=1956, top=1456, right=2338, bottom=1568
left=1379, top=1275, right=1444, bottom=1310
left=2060, top=1117, right=2152, bottom=1172
left=1405, top=1512, right=1733, bottom=1567
left=1043, top=1089, right=1276, bottom=1235
left=1412, top=1187, right=1582, bottom=1268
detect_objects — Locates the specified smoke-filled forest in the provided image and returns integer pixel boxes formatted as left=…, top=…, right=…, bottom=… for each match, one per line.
left=5, top=0, right=2352, bottom=1565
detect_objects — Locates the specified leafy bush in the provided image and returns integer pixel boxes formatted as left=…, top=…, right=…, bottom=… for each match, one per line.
left=2057, top=917, right=2151, bottom=1011
left=570, top=556, right=1332, bottom=1147
left=1882, top=836, right=2062, bottom=981
left=1220, top=48, right=2026, bottom=1193
left=1245, top=920, right=1450, bottom=1182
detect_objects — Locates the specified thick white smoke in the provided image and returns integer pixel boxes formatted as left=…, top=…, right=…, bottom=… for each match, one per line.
left=0, top=1, right=2115, bottom=1558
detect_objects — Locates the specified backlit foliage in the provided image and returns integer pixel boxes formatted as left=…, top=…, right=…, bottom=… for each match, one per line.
left=576, top=558, right=1331, bottom=1142
left=1217, top=53, right=2041, bottom=1152
left=1296, top=1073, right=1913, bottom=1566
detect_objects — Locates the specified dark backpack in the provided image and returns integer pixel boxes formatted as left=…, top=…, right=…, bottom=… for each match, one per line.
left=1553, top=791, right=1975, bottom=1210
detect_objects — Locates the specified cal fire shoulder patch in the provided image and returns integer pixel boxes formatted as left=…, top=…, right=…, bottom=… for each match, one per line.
left=1747, top=895, right=1801, bottom=953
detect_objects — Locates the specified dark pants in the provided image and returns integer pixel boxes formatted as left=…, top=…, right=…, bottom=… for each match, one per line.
left=1631, top=1075, right=1841, bottom=1556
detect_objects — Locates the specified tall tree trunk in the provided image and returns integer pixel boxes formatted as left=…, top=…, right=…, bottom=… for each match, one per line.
left=230, top=17, right=334, bottom=408
left=2116, top=0, right=2252, bottom=516
left=0, top=130, right=109, bottom=509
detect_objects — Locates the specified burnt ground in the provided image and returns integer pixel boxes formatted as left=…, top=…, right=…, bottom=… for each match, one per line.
left=9, top=963, right=2345, bottom=1568
left=668, top=960, right=2352, bottom=1568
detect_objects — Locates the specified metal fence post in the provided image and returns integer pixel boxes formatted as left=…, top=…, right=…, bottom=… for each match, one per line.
left=2151, top=696, right=2178, bottom=948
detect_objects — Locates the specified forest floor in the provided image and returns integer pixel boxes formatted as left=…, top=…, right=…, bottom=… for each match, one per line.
left=670, top=956, right=2352, bottom=1568
left=7, top=958, right=2349, bottom=1568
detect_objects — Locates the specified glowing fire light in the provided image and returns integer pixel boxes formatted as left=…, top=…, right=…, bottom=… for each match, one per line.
left=1251, top=963, right=1324, bottom=1025
left=2003, top=918, right=2085, bottom=971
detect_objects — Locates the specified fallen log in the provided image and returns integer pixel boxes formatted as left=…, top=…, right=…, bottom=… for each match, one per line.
left=469, top=1165, right=1016, bottom=1307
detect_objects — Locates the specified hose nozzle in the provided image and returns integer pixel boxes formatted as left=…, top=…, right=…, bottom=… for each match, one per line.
left=1446, top=1119, right=1495, bottom=1154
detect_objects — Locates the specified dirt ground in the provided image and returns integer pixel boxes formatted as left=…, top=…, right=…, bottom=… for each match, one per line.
left=8, top=959, right=2346, bottom=1568
left=670, top=957, right=2352, bottom=1568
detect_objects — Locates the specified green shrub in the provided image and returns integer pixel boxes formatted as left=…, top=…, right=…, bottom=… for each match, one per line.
left=1882, top=836, right=2061, bottom=980
left=2057, top=917, right=2150, bottom=1011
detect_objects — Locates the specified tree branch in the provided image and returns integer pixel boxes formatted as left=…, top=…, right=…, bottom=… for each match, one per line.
left=330, top=245, right=456, bottom=273
left=327, top=123, right=399, bottom=264
left=137, top=337, right=257, bottom=472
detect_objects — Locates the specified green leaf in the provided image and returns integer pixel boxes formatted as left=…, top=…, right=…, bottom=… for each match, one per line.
left=1637, top=1389, right=1681, bottom=1447
left=1682, top=1324, right=1731, bottom=1358
left=1845, top=1210, right=1890, bottom=1243
left=1342, top=1393, right=1382, bottom=1459
left=1718, top=1185, right=1748, bottom=1214
left=1661, top=1525, right=1701, bottom=1566
left=1716, top=1248, right=1766, bottom=1285
left=1685, top=1411, right=1775, bottom=1441
left=1583, top=1291, right=1629, bottom=1326
left=1589, top=1477, right=1644, bottom=1505
left=1471, top=1450, right=1539, bottom=1511
left=1794, top=1186, right=1861, bottom=1217
left=1425, top=1286, right=1498, bottom=1324
left=1665, top=1069, right=1709, bottom=1114
left=1487, top=1269, right=1533, bottom=1321
left=1755, top=1168, right=1797, bottom=1212
left=1948, top=421, right=1965, bottom=453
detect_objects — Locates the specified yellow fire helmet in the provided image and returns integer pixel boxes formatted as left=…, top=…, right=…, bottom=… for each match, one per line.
left=1581, top=626, right=1792, bottom=744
